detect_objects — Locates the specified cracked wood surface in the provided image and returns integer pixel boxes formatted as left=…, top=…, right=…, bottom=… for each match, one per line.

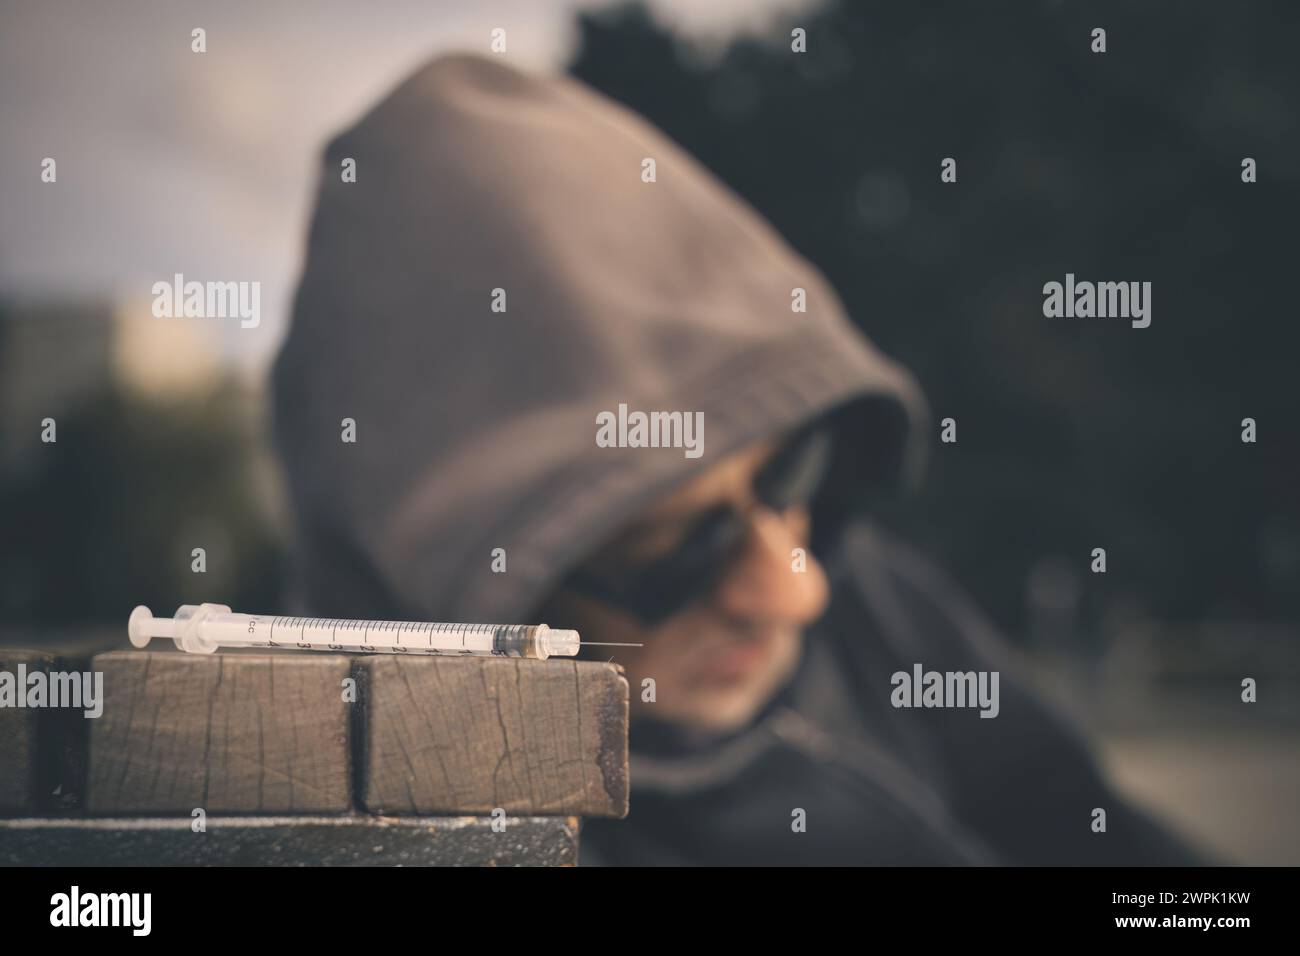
left=361, top=657, right=629, bottom=818
left=3, top=649, right=629, bottom=821
left=85, top=651, right=352, bottom=814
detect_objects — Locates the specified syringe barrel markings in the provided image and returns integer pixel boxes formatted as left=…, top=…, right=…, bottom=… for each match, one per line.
left=229, top=614, right=530, bottom=653
left=128, top=604, right=580, bottom=659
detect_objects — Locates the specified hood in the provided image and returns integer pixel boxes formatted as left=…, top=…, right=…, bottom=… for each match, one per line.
left=271, top=52, right=928, bottom=623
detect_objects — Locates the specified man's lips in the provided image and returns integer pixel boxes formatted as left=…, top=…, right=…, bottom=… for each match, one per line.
left=694, top=636, right=777, bottom=683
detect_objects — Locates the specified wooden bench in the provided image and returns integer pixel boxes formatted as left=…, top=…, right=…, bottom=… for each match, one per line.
left=0, top=647, right=628, bottom=866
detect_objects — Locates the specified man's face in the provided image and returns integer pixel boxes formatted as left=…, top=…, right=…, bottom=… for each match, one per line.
left=544, top=440, right=831, bottom=734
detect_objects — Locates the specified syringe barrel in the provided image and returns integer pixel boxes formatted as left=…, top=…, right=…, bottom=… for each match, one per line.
left=164, top=606, right=569, bottom=659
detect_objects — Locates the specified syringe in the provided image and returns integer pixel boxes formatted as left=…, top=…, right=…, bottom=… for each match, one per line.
left=128, top=604, right=640, bottom=661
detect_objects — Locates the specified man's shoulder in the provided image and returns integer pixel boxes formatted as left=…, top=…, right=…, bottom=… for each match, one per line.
left=835, top=520, right=972, bottom=608
left=828, top=519, right=1012, bottom=666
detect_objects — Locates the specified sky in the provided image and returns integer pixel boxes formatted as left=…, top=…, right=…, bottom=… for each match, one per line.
left=0, top=0, right=814, bottom=374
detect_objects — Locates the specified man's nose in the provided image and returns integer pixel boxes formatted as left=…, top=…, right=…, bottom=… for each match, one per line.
left=713, top=508, right=829, bottom=625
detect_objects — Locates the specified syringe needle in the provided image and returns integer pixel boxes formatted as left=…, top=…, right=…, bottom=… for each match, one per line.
left=578, top=641, right=644, bottom=647
left=130, top=603, right=631, bottom=660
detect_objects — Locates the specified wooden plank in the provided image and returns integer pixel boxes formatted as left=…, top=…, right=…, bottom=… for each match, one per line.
left=0, top=650, right=51, bottom=815
left=85, top=651, right=352, bottom=814
left=0, top=814, right=579, bottom=866
left=360, top=657, right=628, bottom=818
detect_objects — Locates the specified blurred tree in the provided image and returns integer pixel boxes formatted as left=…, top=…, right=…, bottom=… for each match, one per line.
left=0, top=381, right=285, bottom=628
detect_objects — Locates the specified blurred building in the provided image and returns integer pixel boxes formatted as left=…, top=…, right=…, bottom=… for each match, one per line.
left=0, top=297, right=283, bottom=631
left=1, top=297, right=224, bottom=471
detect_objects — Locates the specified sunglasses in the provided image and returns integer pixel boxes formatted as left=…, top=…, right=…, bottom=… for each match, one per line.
left=563, top=425, right=833, bottom=626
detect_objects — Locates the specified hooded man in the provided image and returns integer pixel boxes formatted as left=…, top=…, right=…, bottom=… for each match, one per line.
left=272, top=53, right=1204, bottom=866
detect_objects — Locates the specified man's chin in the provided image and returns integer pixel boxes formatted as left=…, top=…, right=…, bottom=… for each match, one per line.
left=682, top=695, right=774, bottom=734
left=671, top=633, right=804, bottom=732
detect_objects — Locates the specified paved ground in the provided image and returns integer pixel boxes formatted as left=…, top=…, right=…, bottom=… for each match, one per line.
left=1099, top=730, right=1300, bottom=866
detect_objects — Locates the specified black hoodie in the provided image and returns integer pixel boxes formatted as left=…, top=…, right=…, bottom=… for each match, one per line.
left=272, top=53, right=1206, bottom=866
